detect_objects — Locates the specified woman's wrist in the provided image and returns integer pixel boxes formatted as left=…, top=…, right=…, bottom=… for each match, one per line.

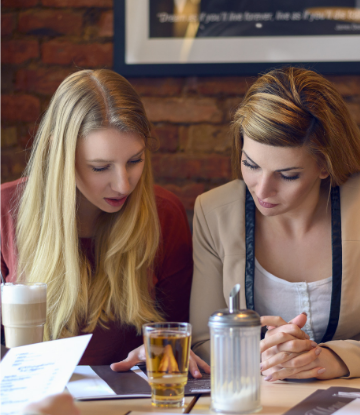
left=320, top=347, right=350, bottom=378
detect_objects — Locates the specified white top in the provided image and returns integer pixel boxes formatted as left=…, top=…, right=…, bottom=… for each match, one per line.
left=254, top=259, right=332, bottom=343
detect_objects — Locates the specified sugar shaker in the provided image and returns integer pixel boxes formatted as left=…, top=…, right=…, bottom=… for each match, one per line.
left=208, top=284, right=261, bottom=413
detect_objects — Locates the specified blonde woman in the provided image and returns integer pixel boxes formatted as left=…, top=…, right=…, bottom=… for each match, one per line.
left=190, top=67, right=360, bottom=379
left=1, top=69, right=193, bottom=366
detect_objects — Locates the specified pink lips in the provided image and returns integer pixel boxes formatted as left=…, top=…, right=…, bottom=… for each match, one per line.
left=257, top=197, right=279, bottom=209
left=104, top=196, right=128, bottom=207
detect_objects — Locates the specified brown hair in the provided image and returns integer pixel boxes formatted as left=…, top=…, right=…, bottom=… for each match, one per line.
left=231, top=67, right=360, bottom=186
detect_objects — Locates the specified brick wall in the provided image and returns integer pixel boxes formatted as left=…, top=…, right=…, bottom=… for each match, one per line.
left=2, top=0, right=360, bottom=221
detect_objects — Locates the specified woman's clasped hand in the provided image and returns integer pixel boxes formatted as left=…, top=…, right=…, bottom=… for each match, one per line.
left=260, top=313, right=349, bottom=381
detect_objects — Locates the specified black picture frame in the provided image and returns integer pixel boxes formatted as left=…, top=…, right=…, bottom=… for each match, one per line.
left=113, top=0, right=360, bottom=77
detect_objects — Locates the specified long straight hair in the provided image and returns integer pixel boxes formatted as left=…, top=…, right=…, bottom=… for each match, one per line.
left=16, top=69, right=163, bottom=340
left=232, top=67, right=360, bottom=185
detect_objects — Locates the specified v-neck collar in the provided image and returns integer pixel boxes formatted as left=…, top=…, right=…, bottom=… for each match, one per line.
left=244, top=186, right=342, bottom=342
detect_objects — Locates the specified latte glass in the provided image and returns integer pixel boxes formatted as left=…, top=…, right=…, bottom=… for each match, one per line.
left=1, top=283, right=47, bottom=348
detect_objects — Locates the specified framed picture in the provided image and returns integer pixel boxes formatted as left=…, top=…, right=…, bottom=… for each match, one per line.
left=114, top=0, right=360, bottom=76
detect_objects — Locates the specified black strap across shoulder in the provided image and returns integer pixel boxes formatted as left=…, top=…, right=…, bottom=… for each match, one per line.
left=321, top=186, right=342, bottom=342
left=244, top=187, right=256, bottom=310
left=244, top=185, right=342, bottom=342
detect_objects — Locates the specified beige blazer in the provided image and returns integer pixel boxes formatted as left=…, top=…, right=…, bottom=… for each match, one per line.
left=190, top=173, right=360, bottom=377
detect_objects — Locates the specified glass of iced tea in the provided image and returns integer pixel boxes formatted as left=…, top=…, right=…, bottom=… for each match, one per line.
left=143, top=322, right=192, bottom=408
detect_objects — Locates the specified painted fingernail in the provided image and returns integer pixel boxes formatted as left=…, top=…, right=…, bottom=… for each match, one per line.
left=301, top=311, right=308, bottom=316
left=318, top=368, right=326, bottom=374
left=311, top=341, right=317, bottom=348
left=264, top=375, right=273, bottom=381
left=315, top=347, right=322, bottom=356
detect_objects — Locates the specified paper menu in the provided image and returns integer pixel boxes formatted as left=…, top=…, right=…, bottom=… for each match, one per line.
left=334, top=399, right=360, bottom=414
left=0, top=334, right=92, bottom=415
left=67, top=366, right=116, bottom=399
left=283, top=387, right=360, bottom=415
left=67, top=364, right=210, bottom=401
left=67, top=365, right=152, bottom=400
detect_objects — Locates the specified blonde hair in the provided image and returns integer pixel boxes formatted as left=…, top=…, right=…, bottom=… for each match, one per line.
left=16, top=69, right=163, bottom=340
left=232, top=67, right=360, bottom=186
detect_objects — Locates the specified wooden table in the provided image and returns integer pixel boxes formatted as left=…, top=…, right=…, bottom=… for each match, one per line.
left=75, top=377, right=360, bottom=415
left=191, top=377, right=360, bottom=415
left=76, top=396, right=196, bottom=415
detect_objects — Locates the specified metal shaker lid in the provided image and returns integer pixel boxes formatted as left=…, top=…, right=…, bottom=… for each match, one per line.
left=208, top=284, right=261, bottom=327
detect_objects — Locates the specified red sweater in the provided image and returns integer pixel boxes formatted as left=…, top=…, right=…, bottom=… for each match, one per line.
left=1, top=179, right=193, bottom=365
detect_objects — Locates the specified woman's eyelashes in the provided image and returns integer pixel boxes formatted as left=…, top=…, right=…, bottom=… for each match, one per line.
left=91, top=165, right=109, bottom=172
left=128, top=158, right=143, bottom=166
left=242, top=159, right=300, bottom=181
left=242, top=159, right=258, bottom=170
left=91, top=158, right=143, bottom=173
left=281, top=174, right=300, bottom=181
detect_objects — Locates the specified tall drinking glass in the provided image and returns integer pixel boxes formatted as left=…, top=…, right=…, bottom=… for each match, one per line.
left=143, top=322, right=191, bottom=408
left=1, top=283, right=47, bottom=348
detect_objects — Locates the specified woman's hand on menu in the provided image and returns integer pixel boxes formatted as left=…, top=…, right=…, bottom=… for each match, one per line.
left=22, top=393, right=80, bottom=415
left=110, top=344, right=147, bottom=372
left=188, top=350, right=211, bottom=378
left=110, top=345, right=210, bottom=379
left=260, top=314, right=349, bottom=380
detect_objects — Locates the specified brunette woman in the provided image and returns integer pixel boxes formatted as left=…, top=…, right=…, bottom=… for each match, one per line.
left=190, top=67, right=360, bottom=379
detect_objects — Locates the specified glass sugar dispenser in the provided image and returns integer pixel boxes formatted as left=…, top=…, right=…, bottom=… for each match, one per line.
left=208, top=284, right=261, bottom=413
